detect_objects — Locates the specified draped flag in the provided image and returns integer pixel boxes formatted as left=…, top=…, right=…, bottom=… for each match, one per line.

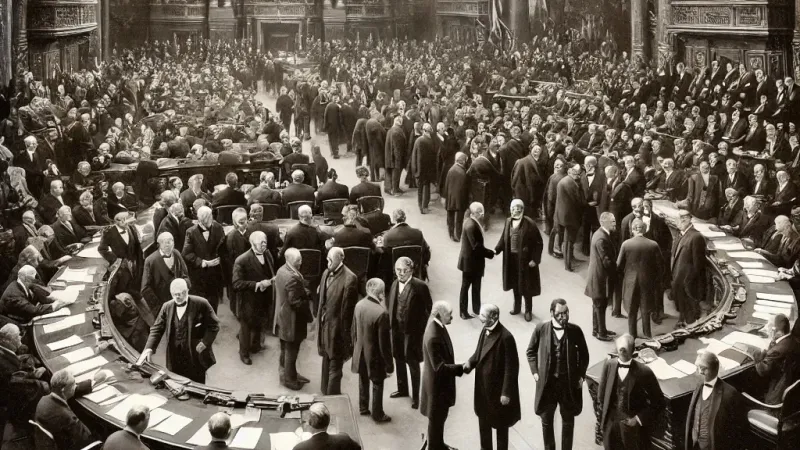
left=489, top=0, right=516, bottom=53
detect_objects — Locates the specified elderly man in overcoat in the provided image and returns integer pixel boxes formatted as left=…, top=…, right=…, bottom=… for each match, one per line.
left=584, top=212, right=619, bottom=341
left=317, top=247, right=359, bottom=395
left=554, top=163, right=585, bottom=271
left=444, top=153, right=470, bottom=242
left=384, top=116, right=407, bottom=196
left=672, top=210, right=708, bottom=327
left=353, top=117, right=369, bottom=167
left=275, top=247, right=313, bottom=390
left=99, top=211, right=144, bottom=296
left=141, top=232, right=190, bottom=313
left=617, top=219, right=664, bottom=339
left=365, top=115, right=386, bottom=181
left=511, top=145, right=545, bottom=219
left=410, top=123, right=438, bottom=214
left=182, top=206, right=225, bottom=312
left=494, top=199, right=543, bottom=322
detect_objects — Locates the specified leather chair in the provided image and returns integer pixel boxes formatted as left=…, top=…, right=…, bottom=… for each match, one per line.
left=258, top=203, right=282, bottom=221
left=213, top=205, right=239, bottom=226
left=357, top=196, right=384, bottom=214
left=391, top=245, right=423, bottom=278
left=291, top=163, right=318, bottom=189
left=299, top=249, right=323, bottom=280
left=322, top=199, right=349, bottom=225
left=343, top=246, right=371, bottom=295
left=28, top=420, right=101, bottom=450
left=743, top=379, right=800, bottom=448
left=287, top=201, right=315, bottom=220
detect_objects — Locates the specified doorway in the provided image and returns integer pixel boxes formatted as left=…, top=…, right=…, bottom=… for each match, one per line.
left=260, top=23, right=299, bottom=54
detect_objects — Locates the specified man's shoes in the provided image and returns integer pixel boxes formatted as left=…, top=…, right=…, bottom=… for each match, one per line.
left=551, top=252, right=564, bottom=259
left=592, top=331, right=598, bottom=338
left=612, top=313, right=627, bottom=319
left=296, top=374, right=310, bottom=384
left=595, top=333, right=614, bottom=342
left=250, top=344, right=265, bottom=353
left=283, top=380, right=303, bottom=390
left=390, top=391, right=409, bottom=399
left=373, top=414, right=392, bottom=423
left=509, top=310, right=521, bottom=316
left=651, top=314, right=663, bottom=325
left=524, top=312, right=532, bottom=322
left=395, top=189, right=406, bottom=195
left=411, top=400, right=418, bottom=409
left=460, top=313, right=473, bottom=320
left=604, top=330, right=617, bottom=337
left=240, top=354, right=252, bottom=365
left=359, top=410, right=370, bottom=416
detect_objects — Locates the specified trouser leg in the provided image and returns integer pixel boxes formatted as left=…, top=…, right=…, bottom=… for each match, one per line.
left=471, top=275, right=482, bottom=314
left=408, top=360, right=420, bottom=403
left=427, top=408, right=449, bottom=450
left=282, top=339, right=299, bottom=382
left=239, top=320, right=251, bottom=357
left=539, top=401, right=557, bottom=450
left=478, top=416, right=494, bottom=450
left=394, top=354, right=409, bottom=394
left=459, top=273, right=472, bottom=315
left=320, top=355, right=330, bottom=394
left=641, top=300, right=652, bottom=337
left=495, top=426, right=508, bottom=450
left=592, top=297, right=608, bottom=335
left=563, top=226, right=575, bottom=270
left=392, top=167, right=403, bottom=192
left=422, top=182, right=430, bottom=208
left=371, top=378, right=385, bottom=419
left=455, top=209, right=465, bottom=239
left=329, top=135, right=339, bottom=157
left=384, top=168, right=393, bottom=192
left=417, top=179, right=425, bottom=210
left=524, top=295, right=532, bottom=313
left=358, top=358, right=370, bottom=413
left=512, top=288, right=522, bottom=313
left=628, top=299, right=639, bottom=339
left=447, top=210, right=455, bottom=238
left=327, top=358, right=343, bottom=395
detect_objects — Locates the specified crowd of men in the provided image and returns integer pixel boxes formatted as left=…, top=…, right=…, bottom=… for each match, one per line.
left=1, top=31, right=800, bottom=450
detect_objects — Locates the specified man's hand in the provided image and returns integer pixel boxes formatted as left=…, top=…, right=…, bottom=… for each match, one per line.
left=34, top=367, right=47, bottom=379
left=136, top=349, right=153, bottom=366
left=579, top=377, right=585, bottom=387
left=533, top=373, right=539, bottom=382
left=588, top=201, right=597, bottom=207
left=622, top=417, right=639, bottom=427
left=529, top=261, right=537, bottom=268
left=57, top=255, right=72, bottom=265
left=500, top=395, right=510, bottom=406
left=202, top=258, right=220, bottom=268
left=196, top=342, right=207, bottom=353
left=93, top=369, right=114, bottom=387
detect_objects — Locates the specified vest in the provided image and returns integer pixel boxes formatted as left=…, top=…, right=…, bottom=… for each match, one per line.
left=611, top=371, right=634, bottom=420
left=510, top=222, right=521, bottom=253
left=692, top=388, right=714, bottom=450
left=171, top=309, right=190, bottom=351
left=395, top=282, right=412, bottom=331
left=551, top=331, right=568, bottom=378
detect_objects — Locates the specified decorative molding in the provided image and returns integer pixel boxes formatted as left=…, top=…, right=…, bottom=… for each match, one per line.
left=436, top=0, right=489, bottom=16
left=150, top=4, right=206, bottom=16
left=669, top=2, right=791, bottom=30
left=28, top=4, right=98, bottom=32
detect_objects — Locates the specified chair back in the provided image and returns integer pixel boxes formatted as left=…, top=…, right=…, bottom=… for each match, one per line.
left=287, top=201, right=315, bottom=220
left=392, top=245, right=423, bottom=278
left=259, top=203, right=282, bottom=221
left=213, top=205, right=240, bottom=226
left=322, top=199, right=349, bottom=224
left=779, top=378, right=800, bottom=440
left=299, top=249, right=323, bottom=279
left=357, top=196, right=384, bottom=214
left=291, top=163, right=318, bottom=189
left=80, top=441, right=103, bottom=450
left=343, top=246, right=371, bottom=279
left=28, top=420, right=56, bottom=450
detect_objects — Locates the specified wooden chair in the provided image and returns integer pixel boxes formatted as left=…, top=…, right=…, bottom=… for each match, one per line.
left=743, top=379, right=800, bottom=447
left=322, top=199, right=349, bottom=224
left=357, top=196, right=385, bottom=214
left=258, top=203, right=282, bottom=221
left=28, top=420, right=101, bottom=450
left=213, top=205, right=240, bottom=226
left=299, top=249, right=323, bottom=280
left=343, top=246, right=371, bottom=295
left=287, top=201, right=315, bottom=220
left=291, top=163, right=318, bottom=189
left=391, top=245, right=423, bottom=278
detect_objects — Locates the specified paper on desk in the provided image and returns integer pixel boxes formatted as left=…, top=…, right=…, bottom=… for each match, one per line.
left=721, top=331, right=769, bottom=348
left=99, top=393, right=129, bottom=406
left=65, top=355, right=107, bottom=376
left=186, top=423, right=212, bottom=446
left=145, top=408, right=173, bottom=429
left=671, top=360, right=698, bottom=376
left=714, top=241, right=746, bottom=251
left=230, top=427, right=263, bottom=449
left=49, top=285, right=84, bottom=304
left=727, top=251, right=767, bottom=261
left=84, top=385, right=121, bottom=403
left=270, top=432, right=301, bottom=450
left=151, top=412, right=192, bottom=435
left=107, top=394, right=169, bottom=422
left=57, top=268, right=94, bottom=283
left=42, top=314, right=85, bottom=334
left=692, top=223, right=716, bottom=232
left=35, top=308, right=72, bottom=321
left=47, top=335, right=83, bottom=351
left=230, top=407, right=262, bottom=428
left=76, top=245, right=102, bottom=259
left=756, top=292, right=796, bottom=303
left=748, top=275, right=777, bottom=284
left=718, top=355, right=741, bottom=371
left=92, top=234, right=102, bottom=243
left=647, top=357, right=688, bottom=380
left=754, top=304, right=794, bottom=316
left=743, top=269, right=780, bottom=279
left=700, top=231, right=727, bottom=238
left=754, top=312, right=777, bottom=322
left=756, top=298, right=795, bottom=309
left=737, top=261, right=766, bottom=269
left=75, top=369, right=98, bottom=384
left=61, top=347, right=95, bottom=363
left=699, top=337, right=733, bottom=355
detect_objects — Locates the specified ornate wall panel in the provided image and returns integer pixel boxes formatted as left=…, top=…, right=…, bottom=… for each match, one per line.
left=28, top=1, right=99, bottom=35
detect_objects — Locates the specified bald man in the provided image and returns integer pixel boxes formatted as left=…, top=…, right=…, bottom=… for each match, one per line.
left=444, top=152, right=470, bottom=241
left=0, top=265, right=69, bottom=324
left=141, top=232, right=191, bottom=312
left=458, top=202, right=495, bottom=319
left=138, top=279, right=219, bottom=383
left=274, top=248, right=313, bottom=390
left=280, top=204, right=326, bottom=257
left=183, top=206, right=225, bottom=311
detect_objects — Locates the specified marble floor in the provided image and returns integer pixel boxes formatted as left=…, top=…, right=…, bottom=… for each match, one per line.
left=180, top=91, right=682, bottom=450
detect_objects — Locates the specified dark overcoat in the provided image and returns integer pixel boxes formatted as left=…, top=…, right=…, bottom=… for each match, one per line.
left=420, top=320, right=464, bottom=418
left=365, top=118, right=386, bottom=168
left=617, top=235, right=664, bottom=314
left=384, top=125, right=407, bottom=169
left=317, top=265, right=359, bottom=360
left=232, top=248, right=276, bottom=327
left=444, top=163, right=469, bottom=211
left=683, top=379, right=747, bottom=450
left=387, top=277, right=432, bottom=362
left=351, top=296, right=393, bottom=381
left=584, top=227, right=617, bottom=299
left=468, top=322, right=521, bottom=428
left=494, top=216, right=543, bottom=296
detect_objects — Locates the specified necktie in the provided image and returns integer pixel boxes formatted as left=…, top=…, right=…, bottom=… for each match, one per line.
left=65, top=222, right=74, bottom=234
left=552, top=326, right=564, bottom=331
left=618, top=363, right=631, bottom=368
left=704, top=383, right=713, bottom=388
left=119, top=229, right=126, bottom=235
left=485, top=328, right=492, bottom=336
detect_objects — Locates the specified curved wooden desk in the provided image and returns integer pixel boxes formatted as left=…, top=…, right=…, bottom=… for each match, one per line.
left=585, top=200, right=798, bottom=450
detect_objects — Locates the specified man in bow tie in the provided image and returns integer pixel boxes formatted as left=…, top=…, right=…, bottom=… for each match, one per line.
left=526, top=299, right=589, bottom=450
left=141, top=232, right=190, bottom=313
left=182, top=206, right=224, bottom=312
left=597, top=334, right=664, bottom=450
left=99, top=211, right=144, bottom=295
left=464, top=304, right=520, bottom=450
left=683, top=351, right=746, bottom=450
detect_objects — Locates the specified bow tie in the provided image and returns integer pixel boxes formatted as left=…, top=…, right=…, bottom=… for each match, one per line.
left=118, top=229, right=126, bottom=235
left=200, top=226, right=209, bottom=232
left=552, top=325, right=564, bottom=331
left=704, top=383, right=714, bottom=388
left=161, top=253, right=173, bottom=259
left=618, top=362, right=631, bottom=369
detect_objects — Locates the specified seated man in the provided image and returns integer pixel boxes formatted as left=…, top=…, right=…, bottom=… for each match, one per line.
left=0, top=266, right=70, bottom=324
left=333, top=205, right=376, bottom=250
left=381, top=209, right=431, bottom=278
left=753, top=314, right=800, bottom=404
left=35, top=368, right=112, bottom=450
left=180, top=174, right=211, bottom=218
left=195, top=412, right=232, bottom=450
left=103, top=404, right=151, bottom=450
left=247, top=204, right=283, bottom=262
left=724, top=195, right=771, bottom=248
left=756, top=215, right=800, bottom=268
left=280, top=205, right=326, bottom=258
left=316, top=168, right=350, bottom=209
left=37, top=179, right=70, bottom=225
left=72, top=190, right=110, bottom=227
left=248, top=171, right=282, bottom=206
left=349, top=166, right=382, bottom=205
left=293, top=403, right=361, bottom=450
left=212, top=172, right=247, bottom=208
left=52, top=205, right=90, bottom=250
left=281, top=138, right=311, bottom=183
left=282, top=170, right=316, bottom=207
left=12, top=210, right=40, bottom=256
left=107, top=182, right=138, bottom=217
left=717, top=187, right=744, bottom=227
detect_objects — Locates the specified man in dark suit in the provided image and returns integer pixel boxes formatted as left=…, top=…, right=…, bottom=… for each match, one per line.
left=353, top=117, right=369, bottom=168
left=580, top=156, right=606, bottom=254
left=280, top=204, right=326, bottom=257
left=323, top=93, right=346, bottom=158
left=248, top=171, right=282, bottom=207
left=681, top=161, right=719, bottom=221
left=317, top=247, right=359, bottom=395
left=720, top=158, right=748, bottom=200
left=726, top=196, right=772, bottom=248
left=180, top=174, right=211, bottom=218
left=108, top=182, right=138, bottom=218
left=597, top=334, right=664, bottom=450
left=554, top=164, right=585, bottom=271
left=526, top=299, right=589, bottom=450
left=0, top=323, right=48, bottom=441
left=410, top=123, right=438, bottom=214
left=211, top=172, right=246, bottom=209
left=585, top=212, right=619, bottom=341
left=99, top=211, right=144, bottom=295
left=349, top=166, right=382, bottom=205
left=365, top=117, right=387, bottom=181
left=282, top=170, right=316, bottom=207
left=444, top=153, right=469, bottom=241
left=384, top=116, right=408, bottom=196
left=153, top=190, right=177, bottom=236
left=351, top=278, right=393, bottom=423
left=103, top=404, right=150, bottom=450
left=458, top=202, right=495, bottom=319
left=333, top=205, right=375, bottom=250
left=292, top=403, right=361, bottom=450
left=766, top=170, right=798, bottom=217
left=193, top=412, right=232, bottom=450
left=420, top=301, right=465, bottom=450
left=38, top=179, right=69, bottom=225
left=684, top=351, right=747, bottom=450
left=137, top=278, right=219, bottom=383
left=672, top=211, right=708, bottom=327
left=232, top=231, right=276, bottom=365
left=274, top=248, right=313, bottom=390
left=464, top=304, right=520, bottom=450
left=183, top=206, right=225, bottom=312
left=52, top=205, right=90, bottom=251
left=12, top=211, right=40, bottom=256
left=141, top=232, right=191, bottom=313
left=600, top=165, right=633, bottom=230
left=72, top=191, right=110, bottom=227
left=754, top=314, right=800, bottom=404
left=35, top=368, right=111, bottom=450
left=382, top=209, right=432, bottom=277
left=718, top=188, right=744, bottom=227
left=749, top=163, right=774, bottom=201
left=495, top=200, right=543, bottom=322
left=157, top=203, right=193, bottom=253
left=17, top=135, right=49, bottom=197
left=247, top=204, right=284, bottom=261
left=387, top=257, right=432, bottom=409
left=511, top=146, right=545, bottom=219
left=617, top=219, right=664, bottom=339
left=0, top=265, right=69, bottom=324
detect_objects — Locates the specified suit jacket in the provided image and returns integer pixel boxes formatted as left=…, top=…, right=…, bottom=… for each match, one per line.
left=182, top=222, right=225, bottom=293
left=754, top=335, right=800, bottom=404
left=735, top=211, right=771, bottom=248
left=180, top=189, right=211, bottom=217
left=555, top=176, right=585, bottom=229
left=348, top=181, right=382, bottom=205
left=411, top=134, right=438, bottom=181
left=720, top=172, right=748, bottom=200
left=233, top=249, right=276, bottom=328
left=102, top=429, right=148, bottom=450
left=684, top=173, right=720, bottom=220
left=145, top=295, right=219, bottom=373
left=107, top=193, right=137, bottom=219
left=274, top=263, right=312, bottom=342
left=351, top=296, right=393, bottom=380
left=99, top=225, right=143, bottom=267
left=292, top=431, right=361, bottom=450
left=157, top=214, right=193, bottom=252
left=768, top=181, right=799, bottom=217
left=526, top=321, right=589, bottom=415
left=444, top=163, right=469, bottom=211
left=317, top=265, right=359, bottom=360
left=35, top=380, right=94, bottom=450
left=494, top=216, right=543, bottom=297
left=211, top=186, right=246, bottom=208
left=683, top=379, right=747, bottom=450
left=585, top=228, right=617, bottom=299
left=248, top=185, right=282, bottom=206
left=457, top=218, right=494, bottom=275
left=0, top=281, right=55, bottom=323
left=365, top=118, right=386, bottom=168
left=671, top=227, right=707, bottom=302
left=333, top=224, right=374, bottom=250
left=140, top=250, right=190, bottom=312
left=192, top=441, right=229, bottom=450
left=38, top=194, right=67, bottom=225
left=420, top=320, right=464, bottom=418
left=511, top=155, right=544, bottom=210
left=750, top=176, right=775, bottom=202
left=718, top=198, right=745, bottom=227
left=316, top=180, right=349, bottom=207
left=597, top=358, right=664, bottom=431
left=72, top=205, right=109, bottom=227
left=52, top=219, right=87, bottom=249
left=468, top=322, right=520, bottom=428
left=387, top=277, right=432, bottom=362
left=282, top=182, right=316, bottom=206
left=617, top=235, right=664, bottom=312
left=600, top=179, right=633, bottom=224
left=382, top=223, right=431, bottom=266
left=323, top=102, right=345, bottom=137
left=280, top=222, right=325, bottom=256
left=384, top=125, right=407, bottom=169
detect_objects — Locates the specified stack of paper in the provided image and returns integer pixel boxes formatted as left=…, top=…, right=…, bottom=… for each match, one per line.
left=47, top=335, right=83, bottom=351
left=65, top=355, right=107, bottom=376
left=60, top=347, right=96, bottom=363
left=721, top=331, right=769, bottom=348
left=145, top=409, right=173, bottom=429
left=699, top=337, right=733, bottom=354
left=34, top=308, right=72, bottom=321
left=737, top=261, right=765, bottom=269
left=714, top=242, right=745, bottom=251
left=42, top=314, right=86, bottom=334
left=748, top=275, right=777, bottom=284
left=270, top=432, right=301, bottom=450
left=152, top=414, right=193, bottom=435
left=49, top=285, right=84, bottom=304
left=727, top=251, right=767, bottom=261
left=647, top=357, right=688, bottom=380
left=187, top=424, right=212, bottom=446
left=84, top=386, right=122, bottom=403
left=756, top=292, right=795, bottom=303
left=230, top=428, right=263, bottom=449
left=76, top=245, right=103, bottom=259
left=231, top=407, right=262, bottom=428
left=57, top=268, right=94, bottom=283
left=75, top=369, right=99, bottom=384
left=743, top=269, right=780, bottom=279
left=700, top=231, right=727, bottom=238
left=107, top=394, right=168, bottom=422
left=671, top=360, right=697, bottom=376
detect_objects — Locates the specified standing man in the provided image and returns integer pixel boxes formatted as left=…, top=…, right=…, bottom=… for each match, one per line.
left=317, top=247, right=359, bottom=395
left=274, top=248, right=313, bottom=390
left=137, top=279, right=219, bottom=383
left=672, top=210, right=707, bottom=328
left=182, top=206, right=224, bottom=312
left=464, top=304, right=520, bottom=450
left=684, top=351, right=747, bottom=450
left=141, top=232, right=191, bottom=313
left=385, top=116, right=407, bottom=196
left=420, top=301, right=465, bottom=450
left=494, top=199, right=543, bottom=322
left=617, top=219, right=664, bottom=339
left=323, top=93, right=345, bottom=159
left=511, top=145, right=544, bottom=219
left=457, top=202, right=495, bottom=319
left=581, top=156, right=606, bottom=254
left=584, top=212, right=619, bottom=341
left=387, top=257, right=432, bottom=409
left=411, top=123, right=438, bottom=214
left=351, top=278, right=394, bottom=423
left=597, top=334, right=664, bottom=450
left=99, top=211, right=144, bottom=295
left=232, top=231, right=276, bottom=366
left=554, top=164, right=586, bottom=271
left=526, top=299, right=589, bottom=450
left=444, top=152, right=470, bottom=242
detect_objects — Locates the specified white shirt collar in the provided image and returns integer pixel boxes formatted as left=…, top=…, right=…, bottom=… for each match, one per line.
left=704, top=377, right=719, bottom=388
left=433, top=318, right=444, bottom=328
left=486, top=321, right=499, bottom=332
left=601, top=226, right=611, bottom=236
left=776, top=334, right=790, bottom=344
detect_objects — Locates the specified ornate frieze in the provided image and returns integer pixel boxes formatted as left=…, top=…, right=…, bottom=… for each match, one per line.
left=669, top=1, right=789, bottom=30
left=149, top=4, right=206, bottom=17
left=28, top=4, right=98, bottom=31
left=436, top=0, right=489, bottom=16
left=243, top=3, right=313, bottom=16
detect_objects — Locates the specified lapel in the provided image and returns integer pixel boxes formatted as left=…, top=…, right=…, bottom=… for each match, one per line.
left=708, top=382, right=723, bottom=439
left=157, top=251, right=175, bottom=275
left=442, top=324, right=454, bottom=359
left=542, top=322, right=553, bottom=374
left=603, top=358, right=619, bottom=420
left=479, top=323, right=502, bottom=362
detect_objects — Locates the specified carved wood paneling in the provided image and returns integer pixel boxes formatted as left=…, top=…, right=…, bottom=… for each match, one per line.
left=28, top=4, right=98, bottom=30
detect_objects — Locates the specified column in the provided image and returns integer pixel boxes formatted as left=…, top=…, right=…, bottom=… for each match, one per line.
left=12, top=0, right=28, bottom=79
left=794, top=0, right=800, bottom=80
left=631, top=0, right=648, bottom=61
left=0, top=0, right=11, bottom=86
